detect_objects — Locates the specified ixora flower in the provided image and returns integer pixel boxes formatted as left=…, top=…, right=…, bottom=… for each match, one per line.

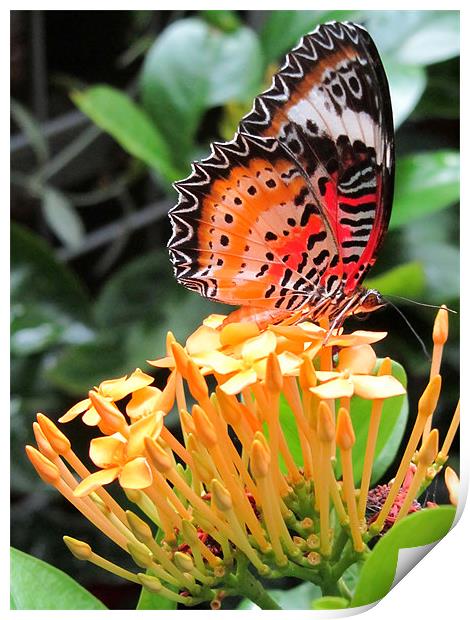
left=26, top=307, right=459, bottom=610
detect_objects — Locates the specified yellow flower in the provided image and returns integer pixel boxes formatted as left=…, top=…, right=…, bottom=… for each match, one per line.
left=309, top=344, right=406, bottom=400
left=25, top=307, right=458, bottom=609
left=59, top=368, right=155, bottom=425
left=74, top=411, right=163, bottom=496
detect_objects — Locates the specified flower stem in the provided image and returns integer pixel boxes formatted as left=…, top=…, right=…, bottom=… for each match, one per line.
left=231, top=556, right=282, bottom=609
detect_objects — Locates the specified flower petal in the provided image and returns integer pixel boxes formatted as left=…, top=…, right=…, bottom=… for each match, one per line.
left=277, top=351, right=303, bottom=375
left=119, top=457, right=152, bottom=489
left=220, top=322, right=260, bottom=347
left=59, top=398, right=91, bottom=423
left=351, top=375, right=406, bottom=399
left=337, top=345, right=377, bottom=374
left=147, top=356, right=175, bottom=369
left=330, top=331, right=387, bottom=347
left=74, top=467, right=120, bottom=497
left=126, top=386, right=162, bottom=420
left=82, top=406, right=101, bottom=426
left=99, top=368, right=154, bottom=401
left=241, top=330, right=277, bottom=362
left=203, top=314, right=226, bottom=329
left=127, top=411, right=163, bottom=458
left=186, top=325, right=221, bottom=356
left=310, top=378, right=354, bottom=399
left=220, top=369, right=258, bottom=395
left=89, top=435, right=125, bottom=468
left=192, top=351, right=242, bottom=374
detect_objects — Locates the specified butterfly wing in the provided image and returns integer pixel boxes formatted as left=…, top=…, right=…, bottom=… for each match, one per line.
left=169, top=132, right=336, bottom=313
left=240, top=21, right=394, bottom=293
left=169, top=21, right=394, bottom=311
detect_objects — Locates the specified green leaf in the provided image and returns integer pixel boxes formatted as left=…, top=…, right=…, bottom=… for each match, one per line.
left=312, top=596, right=349, bottom=610
left=336, top=360, right=408, bottom=486
left=383, top=60, right=426, bottom=128
left=364, top=262, right=426, bottom=298
left=394, top=11, right=459, bottom=66
left=136, top=587, right=177, bottom=610
left=42, top=187, right=85, bottom=249
left=279, top=393, right=303, bottom=472
left=11, top=223, right=91, bottom=322
left=72, top=85, right=180, bottom=182
left=201, top=10, right=241, bottom=32
left=259, top=10, right=360, bottom=63
left=238, top=581, right=322, bottom=610
left=11, top=99, right=49, bottom=163
left=390, top=151, right=460, bottom=229
left=10, top=548, right=107, bottom=610
left=140, top=18, right=263, bottom=166
left=351, top=506, right=456, bottom=606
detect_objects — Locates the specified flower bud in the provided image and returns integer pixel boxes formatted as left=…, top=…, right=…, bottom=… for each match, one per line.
left=138, top=573, right=162, bottom=593
left=25, top=445, right=60, bottom=485
left=192, top=405, right=217, bottom=447
left=210, top=479, right=233, bottom=512
left=433, top=306, right=449, bottom=345
left=36, top=413, right=71, bottom=455
left=317, top=402, right=335, bottom=443
left=418, top=375, right=441, bottom=419
left=336, top=408, right=355, bottom=451
left=126, top=510, right=153, bottom=544
left=63, top=536, right=92, bottom=561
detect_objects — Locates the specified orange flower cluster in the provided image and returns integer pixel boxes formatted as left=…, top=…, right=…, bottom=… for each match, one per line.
left=26, top=308, right=459, bottom=607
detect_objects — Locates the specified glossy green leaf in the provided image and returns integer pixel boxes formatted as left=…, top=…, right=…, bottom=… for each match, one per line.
left=336, top=360, right=408, bottom=486
left=42, top=187, right=85, bottom=249
left=72, top=85, right=180, bottom=182
left=312, top=596, right=349, bottom=610
left=238, top=581, right=322, bottom=610
left=10, top=548, right=107, bottom=610
left=351, top=506, right=456, bottom=607
left=364, top=262, right=426, bottom=298
left=383, top=60, right=426, bottom=128
left=140, top=18, right=263, bottom=166
left=391, top=151, right=460, bottom=229
left=259, top=10, right=360, bottom=63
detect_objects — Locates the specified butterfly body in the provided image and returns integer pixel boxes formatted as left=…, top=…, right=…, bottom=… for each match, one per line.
left=168, top=21, right=394, bottom=330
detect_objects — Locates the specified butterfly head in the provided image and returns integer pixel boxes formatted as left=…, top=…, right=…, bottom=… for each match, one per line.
left=353, top=289, right=387, bottom=317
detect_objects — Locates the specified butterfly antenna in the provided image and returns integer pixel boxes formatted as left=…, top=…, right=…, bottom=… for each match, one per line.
left=384, top=297, right=431, bottom=361
left=386, top=294, right=457, bottom=314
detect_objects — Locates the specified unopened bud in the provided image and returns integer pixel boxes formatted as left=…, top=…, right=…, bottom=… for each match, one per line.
left=128, top=542, right=153, bottom=569
left=210, top=479, right=232, bottom=512
left=418, top=429, right=439, bottom=467
left=144, top=436, right=172, bottom=472
left=336, top=408, right=355, bottom=451
left=138, top=573, right=162, bottom=593
left=126, top=510, right=153, bottom=543
left=307, top=551, right=321, bottom=565
left=33, top=422, right=56, bottom=460
left=215, top=389, right=240, bottom=425
left=250, top=439, right=270, bottom=479
left=317, top=402, right=335, bottom=443
left=418, top=375, right=441, bottom=419
left=377, top=357, right=392, bottom=377
left=63, top=536, right=92, bottom=561
left=433, top=306, right=449, bottom=345
left=88, top=391, right=127, bottom=435
left=186, top=360, right=209, bottom=402
left=25, top=445, right=60, bottom=485
left=192, top=405, right=217, bottom=447
left=299, top=355, right=317, bottom=390
left=174, top=551, right=194, bottom=573
left=36, top=413, right=71, bottom=455
left=264, top=352, right=283, bottom=393
left=170, top=342, right=189, bottom=376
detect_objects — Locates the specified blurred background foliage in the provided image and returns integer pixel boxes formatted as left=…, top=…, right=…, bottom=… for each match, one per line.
left=11, top=10, right=459, bottom=609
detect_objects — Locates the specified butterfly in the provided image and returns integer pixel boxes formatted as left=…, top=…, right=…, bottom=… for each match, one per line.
left=168, top=21, right=394, bottom=332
